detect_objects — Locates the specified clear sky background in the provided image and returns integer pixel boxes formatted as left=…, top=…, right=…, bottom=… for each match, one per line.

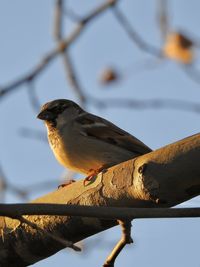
left=1, top=1, right=200, bottom=266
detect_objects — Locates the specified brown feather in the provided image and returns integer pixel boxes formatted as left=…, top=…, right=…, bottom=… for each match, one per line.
left=76, top=113, right=152, bottom=155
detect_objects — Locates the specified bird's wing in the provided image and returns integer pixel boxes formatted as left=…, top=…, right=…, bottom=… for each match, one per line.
left=75, top=112, right=152, bottom=155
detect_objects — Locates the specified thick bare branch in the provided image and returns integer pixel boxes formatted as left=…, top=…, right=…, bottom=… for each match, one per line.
left=0, top=133, right=200, bottom=266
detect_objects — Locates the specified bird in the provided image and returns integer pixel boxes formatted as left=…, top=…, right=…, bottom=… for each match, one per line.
left=37, top=99, right=151, bottom=185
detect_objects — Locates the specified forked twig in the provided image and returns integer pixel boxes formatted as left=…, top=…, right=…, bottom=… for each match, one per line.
left=0, top=0, right=118, bottom=101
left=103, top=220, right=133, bottom=267
left=54, top=0, right=86, bottom=104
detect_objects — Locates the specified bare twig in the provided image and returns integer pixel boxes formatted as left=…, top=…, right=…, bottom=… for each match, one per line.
left=88, top=97, right=200, bottom=113
left=54, top=0, right=87, bottom=105
left=103, top=220, right=133, bottom=267
left=27, top=81, right=41, bottom=113
left=7, top=179, right=58, bottom=200
left=81, top=0, right=117, bottom=25
left=0, top=0, right=118, bottom=100
left=0, top=165, right=7, bottom=202
left=14, top=215, right=81, bottom=251
left=7, top=184, right=28, bottom=200
left=64, top=5, right=82, bottom=22
left=157, top=0, right=170, bottom=41
left=0, top=204, right=200, bottom=219
left=0, top=165, right=30, bottom=201
left=62, top=52, right=88, bottom=105
left=0, top=51, right=57, bottom=99
left=53, top=0, right=123, bottom=105
left=112, top=4, right=162, bottom=57
left=19, top=127, right=46, bottom=142
left=182, top=64, right=200, bottom=85
left=54, top=0, right=64, bottom=40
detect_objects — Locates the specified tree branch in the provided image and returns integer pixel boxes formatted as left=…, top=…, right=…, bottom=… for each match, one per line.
left=15, top=216, right=81, bottom=251
left=1, top=204, right=200, bottom=219
left=88, top=96, right=200, bottom=113
left=0, top=0, right=117, bottom=101
left=112, top=4, right=162, bottom=57
left=156, top=0, right=170, bottom=41
left=0, top=133, right=200, bottom=266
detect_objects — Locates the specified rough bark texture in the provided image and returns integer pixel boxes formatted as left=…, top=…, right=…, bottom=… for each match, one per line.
left=1, top=133, right=200, bottom=266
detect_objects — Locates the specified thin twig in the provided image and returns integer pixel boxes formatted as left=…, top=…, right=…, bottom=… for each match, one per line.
left=0, top=165, right=30, bottom=201
left=157, top=0, right=169, bottom=41
left=182, top=64, right=200, bottom=85
left=14, top=215, right=81, bottom=251
left=0, top=204, right=200, bottom=219
left=112, top=4, right=162, bottom=57
left=64, top=5, right=82, bottom=22
left=7, top=179, right=58, bottom=200
left=19, top=127, right=46, bottom=142
left=62, top=52, right=87, bottom=105
left=0, top=0, right=117, bottom=100
left=54, top=0, right=87, bottom=105
left=103, top=220, right=133, bottom=267
left=6, top=177, right=73, bottom=201
left=54, top=0, right=120, bottom=105
left=0, top=51, right=57, bottom=99
left=0, top=165, right=7, bottom=202
left=27, top=81, right=41, bottom=113
left=7, top=183, right=28, bottom=200
left=81, top=0, right=116, bottom=24
left=54, top=0, right=63, bottom=40
left=88, top=97, right=200, bottom=113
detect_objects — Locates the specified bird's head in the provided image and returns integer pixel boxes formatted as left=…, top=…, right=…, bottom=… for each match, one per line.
left=37, top=99, right=84, bottom=128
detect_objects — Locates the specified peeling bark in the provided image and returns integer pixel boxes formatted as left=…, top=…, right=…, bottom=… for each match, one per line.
left=0, top=133, right=200, bottom=266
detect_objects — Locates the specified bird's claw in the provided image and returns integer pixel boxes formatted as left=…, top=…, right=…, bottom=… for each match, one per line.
left=83, top=175, right=96, bottom=186
left=58, top=179, right=76, bottom=189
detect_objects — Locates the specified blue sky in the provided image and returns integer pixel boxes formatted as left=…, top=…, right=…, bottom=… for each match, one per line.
left=1, top=1, right=200, bottom=266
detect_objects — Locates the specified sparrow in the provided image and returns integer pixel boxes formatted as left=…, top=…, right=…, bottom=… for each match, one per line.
left=37, top=99, right=151, bottom=184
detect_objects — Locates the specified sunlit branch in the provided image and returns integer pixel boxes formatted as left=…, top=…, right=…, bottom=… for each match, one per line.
left=15, top=215, right=81, bottom=251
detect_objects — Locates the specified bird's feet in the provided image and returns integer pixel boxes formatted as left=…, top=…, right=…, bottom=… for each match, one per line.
left=58, top=179, right=76, bottom=189
left=83, top=167, right=106, bottom=186
left=83, top=173, right=97, bottom=186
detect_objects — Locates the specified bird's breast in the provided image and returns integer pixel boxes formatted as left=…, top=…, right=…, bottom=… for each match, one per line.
left=47, top=126, right=136, bottom=175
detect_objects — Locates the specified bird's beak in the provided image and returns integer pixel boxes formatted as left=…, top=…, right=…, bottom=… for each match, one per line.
left=37, top=110, right=56, bottom=121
